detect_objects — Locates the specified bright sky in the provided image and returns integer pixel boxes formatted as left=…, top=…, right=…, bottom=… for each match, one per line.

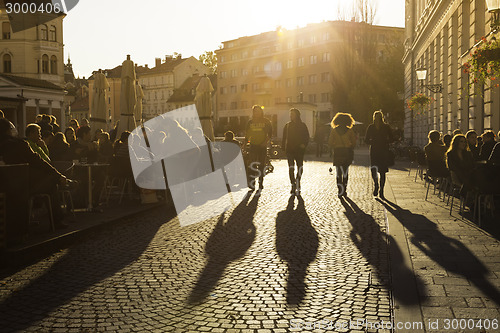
left=63, top=0, right=405, bottom=78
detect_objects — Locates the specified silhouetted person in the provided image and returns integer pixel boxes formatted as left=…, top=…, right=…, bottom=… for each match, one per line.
left=365, top=111, right=394, bottom=199
left=479, top=130, right=496, bottom=161
left=245, top=105, right=272, bottom=190
left=465, top=130, right=480, bottom=161
left=329, top=112, right=357, bottom=197
left=282, top=108, right=309, bottom=194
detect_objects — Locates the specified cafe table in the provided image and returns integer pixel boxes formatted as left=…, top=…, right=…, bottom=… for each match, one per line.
left=73, top=162, right=109, bottom=212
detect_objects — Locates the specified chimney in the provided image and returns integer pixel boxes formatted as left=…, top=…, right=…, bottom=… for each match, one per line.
left=155, top=58, right=161, bottom=67
left=165, top=55, right=173, bottom=62
left=177, top=54, right=182, bottom=60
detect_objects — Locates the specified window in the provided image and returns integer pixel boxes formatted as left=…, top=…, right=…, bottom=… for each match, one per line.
left=310, top=55, right=317, bottom=64
left=220, top=103, right=226, bottom=110
left=322, top=32, right=330, bottom=41
left=42, top=54, right=49, bottom=73
left=230, top=102, right=238, bottom=109
left=241, top=68, right=249, bottom=76
left=321, top=72, right=331, bottom=82
left=287, top=41, right=293, bottom=49
left=275, top=80, right=282, bottom=88
left=297, top=57, right=304, bottom=67
left=297, top=76, right=304, bottom=86
left=252, top=83, right=260, bottom=91
left=298, top=39, right=304, bottom=47
left=220, top=87, right=227, bottom=95
left=108, top=97, right=111, bottom=104
left=2, top=22, right=11, bottom=39
left=274, top=97, right=281, bottom=104
left=274, top=62, right=282, bottom=71
left=322, top=52, right=330, bottom=62
left=219, top=56, right=225, bottom=63
left=264, top=63, right=272, bottom=73
left=40, top=25, right=48, bottom=40
left=310, top=35, right=317, bottom=44
left=231, top=53, right=237, bottom=61
left=309, top=74, right=317, bottom=84
left=241, top=84, right=248, bottom=92
left=230, top=69, right=237, bottom=78
left=3, top=54, right=11, bottom=73
left=230, top=85, right=237, bottom=93
left=287, top=97, right=292, bottom=102
left=286, top=78, right=293, bottom=87
left=49, top=25, right=56, bottom=41
left=308, top=94, right=317, bottom=103
left=253, top=66, right=260, bottom=74
left=241, top=51, right=248, bottom=59
left=321, top=93, right=330, bottom=102
left=220, top=71, right=227, bottom=79
left=252, top=49, right=259, bottom=57
left=50, top=55, right=57, bottom=74
left=287, top=59, right=293, bottom=69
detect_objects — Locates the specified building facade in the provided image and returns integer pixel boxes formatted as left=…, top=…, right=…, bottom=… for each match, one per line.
left=403, top=0, right=499, bottom=146
left=216, top=21, right=404, bottom=138
left=0, top=9, right=66, bottom=132
left=139, top=55, right=210, bottom=120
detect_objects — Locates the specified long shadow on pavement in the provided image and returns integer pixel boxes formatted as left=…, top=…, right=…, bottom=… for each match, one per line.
left=188, top=191, right=258, bottom=304
left=340, top=196, right=425, bottom=305
left=0, top=206, right=173, bottom=332
left=275, top=195, right=319, bottom=305
left=378, top=198, right=500, bottom=305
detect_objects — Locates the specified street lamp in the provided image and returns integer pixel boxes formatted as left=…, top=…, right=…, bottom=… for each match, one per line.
left=486, top=0, right=500, bottom=30
left=415, top=67, right=443, bottom=93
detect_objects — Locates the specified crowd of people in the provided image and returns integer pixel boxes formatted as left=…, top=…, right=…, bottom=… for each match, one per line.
left=423, top=128, right=500, bottom=195
left=0, top=111, right=136, bottom=234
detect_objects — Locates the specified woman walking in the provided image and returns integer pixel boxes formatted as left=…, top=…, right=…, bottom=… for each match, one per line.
left=328, top=112, right=357, bottom=197
left=282, top=108, right=310, bottom=194
left=365, top=111, right=394, bottom=199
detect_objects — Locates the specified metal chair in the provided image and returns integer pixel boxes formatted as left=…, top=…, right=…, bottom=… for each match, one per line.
left=29, top=194, right=54, bottom=232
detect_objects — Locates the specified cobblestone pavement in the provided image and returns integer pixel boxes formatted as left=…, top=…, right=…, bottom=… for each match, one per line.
left=0, top=160, right=395, bottom=332
left=386, top=162, right=500, bottom=333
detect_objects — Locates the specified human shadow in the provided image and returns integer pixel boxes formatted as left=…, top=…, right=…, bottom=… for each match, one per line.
left=188, top=191, right=258, bottom=304
left=340, top=196, right=424, bottom=305
left=275, top=195, right=319, bottom=305
left=378, top=198, right=500, bottom=305
left=0, top=206, right=173, bottom=332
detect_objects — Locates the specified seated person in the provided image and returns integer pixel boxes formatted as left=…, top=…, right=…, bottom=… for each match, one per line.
left=479, top=130, right=496, bottom=161
left=465, top=130, right=480, bottom=161
left=446, top=134, right=474, bottom=193
left=70, top=126, right=98, bottom=163
left=222, top=130, right=241, bottom=147
left=49, top=132, right=71, bottom=161
left=424, top=130, right=448, bottom=177
left=97, top=132, right=114, bottom=163
left=489, top=131, right=500, bottom=163
left=0, top=118, right=72, bottom=229
left=25, top=123, right=51, bottom=163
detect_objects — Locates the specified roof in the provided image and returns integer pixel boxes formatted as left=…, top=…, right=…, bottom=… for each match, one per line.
left=70, top=96, right=89, bottom=112
left=167, top=74, right=216, bottom=103
left=89, top=65, right=149, bottom=80
left=142, top=58, right=187, bottom=75
left=0, top=74, right=64, bottom=91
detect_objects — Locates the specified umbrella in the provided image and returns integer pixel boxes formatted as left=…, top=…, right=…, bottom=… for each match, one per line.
left=194, top=75, right=215, bottom=141
left=90, top=71, right=109, bottom=132
left=117, top=55, right=137, bottom=135
left=135, top=83, right=144, bottom=124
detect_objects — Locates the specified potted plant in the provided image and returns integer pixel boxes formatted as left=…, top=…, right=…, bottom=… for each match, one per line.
left=407, top=93, right=434, bottom=115
left=463, top=36, right=500, bottom=89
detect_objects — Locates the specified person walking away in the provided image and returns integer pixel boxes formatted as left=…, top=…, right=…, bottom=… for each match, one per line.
left=282, top=108, right=310, bottom=195
left=365, top=110, right=394, bottom=199
left=328, top=112, right=357, bottom=197
left=314, top=124, right=325, bottom=158
left=245, top=105, right=272, bottom=190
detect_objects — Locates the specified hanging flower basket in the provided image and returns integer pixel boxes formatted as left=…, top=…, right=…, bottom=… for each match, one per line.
left=463, top=36, right=500, bottom=89
left=407, top=93, right=433, bottom=115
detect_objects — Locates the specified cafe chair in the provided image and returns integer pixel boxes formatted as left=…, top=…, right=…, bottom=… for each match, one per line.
left=59, top=187, right=76, bottom=221
left=448, top=171, right=469, bottom=219
left=408, top=148, right=418, bottom=176
left=415, top=150, right=427, bottom=183
left=29, top=193, right=54, bottom=232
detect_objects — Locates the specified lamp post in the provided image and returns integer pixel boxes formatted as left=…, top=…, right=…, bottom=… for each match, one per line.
left=416, top=67, right=443, bottom=93
left=486, top=0, right=500, bottom=30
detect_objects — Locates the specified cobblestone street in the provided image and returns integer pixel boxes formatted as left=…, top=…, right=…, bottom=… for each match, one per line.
left=0, top=159, right=394, bottom=332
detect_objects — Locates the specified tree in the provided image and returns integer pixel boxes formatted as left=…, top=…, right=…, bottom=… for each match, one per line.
left=199, top=51, right=217, bottom=74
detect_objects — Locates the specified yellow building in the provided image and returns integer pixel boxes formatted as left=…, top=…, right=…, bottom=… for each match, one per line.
left=0, top=8, right=65, bottom=133
left=216, top=21, right=404, bottom=138
left=404, top=0, right=499, bottom=146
